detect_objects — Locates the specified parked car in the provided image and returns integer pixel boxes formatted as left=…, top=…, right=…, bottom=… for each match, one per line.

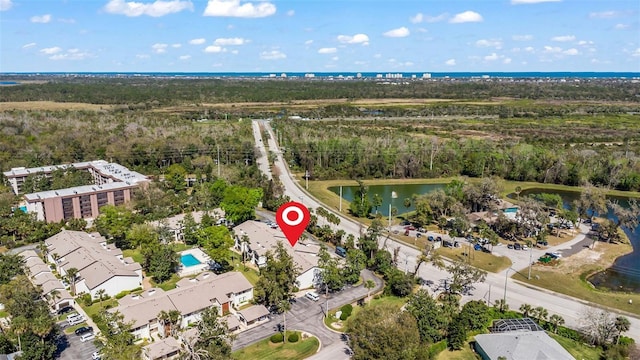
left=404, top=230, right=410, bottom=236
left=335, top=246, right=347, bottom=258
left=405, top=225, right=416, bottom=231
left=305, top=292, right=320, bottom=301
left=436, top=236, right=442, bottom=242
left=80, top=333, right=95, bottom=342
left=418, top=227, right=426, bottom=233
left=427, top=235, right=434, bottom=242
left=514, top=243, right=522, bottom=250
left=522, top=245, right=529, bottom=250
left=56, top=306, right=74, bottom=315
left=75, top=326, right=93, bottom=336
left=507, top=243, right=514, bottom=249
left=416, top=233, right=422, bottom=238
left=91, top=352, right=101, bottom=360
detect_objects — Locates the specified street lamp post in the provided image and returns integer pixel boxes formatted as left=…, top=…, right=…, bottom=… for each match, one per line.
left=503, top=267, right=517, bottom=311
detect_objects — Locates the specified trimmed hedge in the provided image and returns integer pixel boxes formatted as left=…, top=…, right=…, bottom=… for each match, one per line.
left=340, top=304, right=353, bottom=316
left=288, top=332, right=299, bottom=343
left=340, top=312, right=349, bottom=321
left=270, top=333, right=284, bottom=343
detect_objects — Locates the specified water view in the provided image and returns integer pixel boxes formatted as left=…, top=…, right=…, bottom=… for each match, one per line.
left=330, top=184, right=640, bottom=292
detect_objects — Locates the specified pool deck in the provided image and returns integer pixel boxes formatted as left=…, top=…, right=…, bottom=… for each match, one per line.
left=178, top=248, right=210, bottom=277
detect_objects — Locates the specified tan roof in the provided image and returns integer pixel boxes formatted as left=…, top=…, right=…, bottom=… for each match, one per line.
left=45, top=230, right=140, bottom=290
left=233, top=221, right=319, bottom=273
left=32, top=272, right=59, bottom=286
left=238, top=305, right=270, bottom=323
left=143, top=336, right=180, bottom=360
left=28, top=263, right=51, bottom=276
left=222, top=315, right=241, bottom=330
left=48, top=289, right=73, bottom=305
left=113, top=271, right=253, bottom=329
left=40, top=279, right=65, bottom=294
left=20, top=249, right=39, bottom=260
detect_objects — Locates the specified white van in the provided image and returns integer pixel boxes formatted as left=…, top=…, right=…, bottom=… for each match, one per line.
left=80, top=333, right=95, bottom=342
left=305, top=292, right=319, bottom=301
left=67, top=313, right=83, bottom=321
left=67, top=316, right=85, bottom=326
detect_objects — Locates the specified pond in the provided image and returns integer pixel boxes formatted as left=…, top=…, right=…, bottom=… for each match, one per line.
left=518, top=189, right=640, bottom=293
left=329, top=183, right=447, bottom=216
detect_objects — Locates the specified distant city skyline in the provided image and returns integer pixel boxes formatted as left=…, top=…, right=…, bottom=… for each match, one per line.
left=1, top=0, right=639, bottom=73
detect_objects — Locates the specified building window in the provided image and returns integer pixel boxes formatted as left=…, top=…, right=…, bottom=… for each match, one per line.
left=97, top=192, right=108, bottom=208
left=80, top=195, right=92, bottom=218
left=62, top=198, right=74, bottom=220
left=113, top=190, right=125, bottom=205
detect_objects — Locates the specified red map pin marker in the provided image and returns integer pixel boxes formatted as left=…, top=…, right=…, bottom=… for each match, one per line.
left=276, top=201, right=310, bottom=247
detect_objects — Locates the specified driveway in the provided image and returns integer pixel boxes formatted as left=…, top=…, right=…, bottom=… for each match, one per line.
left=232, top=269, right=383, bottom=351
left=56, top=319, right=98, bottom=360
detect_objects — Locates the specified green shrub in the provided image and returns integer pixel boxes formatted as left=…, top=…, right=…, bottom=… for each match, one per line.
left=115, top=290, right=131, bottom=299
left=270, top=333, right=283, bottom=343
left=340, top=312, right=349, bottom=321
left=340, top=304, right=353, bottom=316
left=555, top=326, right=582, bottom=341
left=428, top=340, right=448, bottom=357
left=618, top=336, right=635, bottom=346
left=288, top=332, right=299, bottom=343
left=79, top=293, right=93, bottom=306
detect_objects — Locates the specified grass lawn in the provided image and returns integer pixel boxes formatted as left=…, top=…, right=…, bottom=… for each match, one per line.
left=232, top=332, right=319, bottom=360
left=80, top=299, right=118, bottom=319
left=171, top=243, right=195, bottom=252
left=0, top=310, right=8, bottom=318
left=228, top=254, right=260, bottom=286
left=511, top=241, right=640, bottom=316
left=434, top=345, right=479, bottom=360
left=122, top=249, right=144, bottom=264
left=325, top=295, right=408, bottom=331
left=549, top=333, right=602, bottom=360
left=153, top=274, right=182, bottom=291
left=436, top=246, right=512, bottom=273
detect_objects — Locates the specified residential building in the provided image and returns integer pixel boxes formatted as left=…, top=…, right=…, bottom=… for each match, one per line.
left=237, top=305, right=270, bottom=327
left=233, top=220, right=321, bottom=289
left=45, top=230, right=142, bottom=299
left=3, top=160, right=148, bottom=223
left=142, top=337, right=180, bottom=360
left=19, top=249, right=74, bottom=311
left=112, top=271, right=253, bottom=340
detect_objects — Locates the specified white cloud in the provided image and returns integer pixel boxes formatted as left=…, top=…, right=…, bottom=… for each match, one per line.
left=410, top=13, right=423, bottom=24
left=614, top=23, right=630, bottom=30
left=449, top=11, right=482, bottom=23
left=551, top=35, right=575, bottom=42
left=204, top=45, right=226, bottom=53
left=512, top=34, right=533, bottom=41
left=189, top=38, right=206, bottom=45
left=589, top=10, right=622, bottom=19
left=213, top=37, right=247, bottom=45
left=49, top=49, right=94, bottom=61
left=40, top=47, right=62, bottom=55
left=286, top=9, right=294, bottom=16
left=543, top=45, right=562, bottom=53
left=136, top=54, right=150, bottom=59
left=383, top=27, right=410, bottom=38
left=632, top=48, right=640, bottom=57
left=563, top=48, right=579, bottom=55
left=104, top=0, right=194, bottom=17
left=425, top=13, right=448, bottom=23
left=337, top=33, right=369, bottom=45
left=0, top=0, right=12, bottom=11
left=503, top=57, right=512, bottom=64
left=172, top=43, right=181, bottom=48
left=524, top=46, right=535, bottom=52
left=260, top=50, right=286, bottom=60
left=230, top=49, right=239, bottom=54
left=58, top=18, right=76, bottom=23
left=304, top=40, right=313, bottom=45
left=203, top=0, right=276, bottom=18
left=373, top=53, right=382, bottom=58
left=445, top=59, right=456, bottom=66
left=577, top=40, right=593, bottom=46
left=331, top=56, right=339, bottom=61
left=475, top=39, right=502, bottom=48
left=179, top=55, right=191, bottom=60
left=22, top=42, right=37, bottom=49
left=318, top=47, right=337, bottom=54
left=511, top=0, right=560, bottom=4
left=31, top=14, right=52, bottom=23
left=484, top=53, right=499, bottom=61
left=152, top=43, right=168, bottom=53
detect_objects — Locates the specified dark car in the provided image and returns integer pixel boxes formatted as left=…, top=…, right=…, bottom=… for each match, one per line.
left=514, top=243, right=522, bottom=250
left=507, top=244, right=514, bottom=249
left=427, top=235, right=434, bottom=241
left=56, top=306, right=74, bottom=315
left=75, top=326, right=93, bottom=336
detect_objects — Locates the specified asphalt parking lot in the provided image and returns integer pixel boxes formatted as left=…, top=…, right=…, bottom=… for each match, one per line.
left=56, top=319, right=99, bottom=360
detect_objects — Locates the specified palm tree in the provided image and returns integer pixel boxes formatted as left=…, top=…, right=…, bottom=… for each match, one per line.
left=549, top=314, right=564, bottom=334
left=36, top=242, right=48, bottom=261
left=614, top=316, right=631, bottom=344
left=519, top=304, right=533, bottom=318
left=96, top=289, right=107, bottom=308
left=11, top=316, right=29, bottom=351
left=278, top=299, right=291, bottom=344
left=534, top=306, right=548, bottom=323
left=65, top=267, right=79, bottom=295
left=494, top=299, right=508, bottom=313
left=48, top=289, right=61, bottom=309
left=240, top=234, right=251, bottom=269
left=167, top=310, right=182, bottom=336
left=31, top=315, right=53, bottom=345
left=412, top=244, right=444, bottom=277
left=364, top=280, right=375, bottom=301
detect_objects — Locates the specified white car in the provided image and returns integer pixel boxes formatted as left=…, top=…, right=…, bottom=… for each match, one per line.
left=551, top=251, right=562, bottom=258
left=91, top=352, right=101, bottom=360
left=305, top=292, right=320, bottom=301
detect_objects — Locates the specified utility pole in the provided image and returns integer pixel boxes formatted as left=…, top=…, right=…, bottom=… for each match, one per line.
left=339, top=186, right=342, bottom=212
left=217, top=146, right=221, bottom=177
left=528, top=245, right=534, bottom=279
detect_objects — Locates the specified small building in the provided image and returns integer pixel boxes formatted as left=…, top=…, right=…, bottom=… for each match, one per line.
left=142, top=336, right=180, bottom=360
left=20, top=249, right=74, bottom=310
left=238, top=305, right=270, bottom=327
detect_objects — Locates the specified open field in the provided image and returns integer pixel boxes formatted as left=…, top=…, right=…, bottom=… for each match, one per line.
left=512, top=240, right=640, bottom=316
left=0, top=101, right=113, bottom=111
left=436, top=246, right=512, bottom=273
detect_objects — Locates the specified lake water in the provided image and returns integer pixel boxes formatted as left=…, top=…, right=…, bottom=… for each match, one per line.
left=330, top=183, right=640, bottom=292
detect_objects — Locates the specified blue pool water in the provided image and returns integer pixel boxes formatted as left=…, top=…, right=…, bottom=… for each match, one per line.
left=503, top=207, right=518, bottom=213
left=181, top=254, right=202, bottom=267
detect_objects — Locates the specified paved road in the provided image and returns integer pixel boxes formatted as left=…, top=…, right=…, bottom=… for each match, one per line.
left=255, top=119, right=640, bottom=342
left=252, top=119, right=272, bottom=181
left=233, top=269, right=382, bottom=351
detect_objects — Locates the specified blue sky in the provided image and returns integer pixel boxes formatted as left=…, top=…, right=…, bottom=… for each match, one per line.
left=1, top=0, right=639, bottom=72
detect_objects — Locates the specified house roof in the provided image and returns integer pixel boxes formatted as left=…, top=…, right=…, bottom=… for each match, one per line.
left=474, top=331, right=574, bottom=360
left=27, top=263, right=51, bottom=277
left=46, top=230, right=141, bottom=290
left=233, top=221, right=319, bottom=273
left=142, top=335, right=181, bottom=360
left=222, top=315, right=241, bottom=330
left=19, top=249, right=39, bottom=260
left=149, top=209, right=225, bottom=231
left=238, top=305, right=270, bottom=323
left=113, top=271, right=252, bottom=328
left=32, top=272, right=59, bottom=286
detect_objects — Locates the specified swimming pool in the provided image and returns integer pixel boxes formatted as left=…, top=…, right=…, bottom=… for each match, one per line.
left=181, top=254, right=202, bottom=267
left=503, top=207, right=518, bottom=213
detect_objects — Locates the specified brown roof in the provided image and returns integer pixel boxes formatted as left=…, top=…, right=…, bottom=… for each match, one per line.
left=239, top=305, right=270, bottom=323
left=32, top=272, right=59, bottom=286
left=142, top=335, right=180, bottom=360
left=222, top=315, right=241, bottom=330
left=20, top=249, right=39, bottom=260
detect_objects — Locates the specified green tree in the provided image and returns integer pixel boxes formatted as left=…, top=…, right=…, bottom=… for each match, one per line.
left=445, top=260, right=487, bottom=295
left=126, top=223, right=159, bottom=249
left=343, top=248, right=367, bottom=284
left=349, top=180, right=372, bottom=218
left=459, top=300, right=490, bottom=331
left=197, top=225, right=234, bottom=265
left=519, top=303, right=533, bottom=318
left=220, top=185, right=263, bottom=224
left=142, top=245, right=178, bottom=283
left=0, top=253, right=25, bottom=285
left=65, top=217, right=87, bottom=231
left=406, top=289, right=449, bottom=343
left=277, top=300, right=291, bottom=344
left=94, top=205, right=138, bottom=248
left=254, top=242, right=301, bottom=308
left=447, top=315, right=468, bottom=350
left=182, top=212, right=199, bottom=245
left=164, top=163, right=187, bottom=192
left=348, top=303, right=423, bottom=360
left=99, top=310, right=141, bottom=360
left=65, top=267, right=79, bottom=295
left=182, top=306, right=234, bottom=360
left=549, top=314, right=564, bottom=334
left=614, top=316, right=631, bottom=344
left=372, top=193, right=383, bottom=214
left=317, top=246, right=344, bottom=293
left=364, top=279, right=375, bottom=300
